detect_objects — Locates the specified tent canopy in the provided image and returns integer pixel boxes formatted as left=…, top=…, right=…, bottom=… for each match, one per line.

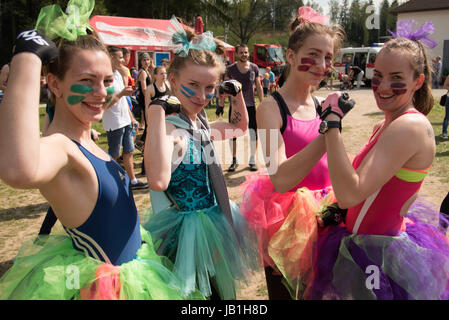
left=89, top=15, right=234, bottom=53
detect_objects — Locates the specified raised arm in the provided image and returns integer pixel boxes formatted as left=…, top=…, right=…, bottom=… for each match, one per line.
left=210, top=80, right=249, bottom=140
left=324, top=112, right=434, bottom=208
left=256, top=97, right=326, bottom=193
left=0, top=31, right=64, bottom=188
left=144, top=102, right=176, bottom=191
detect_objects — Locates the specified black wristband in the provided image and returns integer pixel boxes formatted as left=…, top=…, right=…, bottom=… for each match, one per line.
left=13, top=30, right=58, bottom=65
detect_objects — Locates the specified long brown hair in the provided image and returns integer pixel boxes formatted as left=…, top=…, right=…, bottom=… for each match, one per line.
left=46, top=31, right=108, bottom=80
left=380, top=37, right=433, bottom=115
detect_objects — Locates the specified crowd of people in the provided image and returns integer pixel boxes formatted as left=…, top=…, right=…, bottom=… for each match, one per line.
left=1, top=2, right=449, bottom=301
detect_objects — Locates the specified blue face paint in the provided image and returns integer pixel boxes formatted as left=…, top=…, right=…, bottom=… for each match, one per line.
left=206, top=93, right=215, bottom=99
left=180, top=84, right=196, bottom=98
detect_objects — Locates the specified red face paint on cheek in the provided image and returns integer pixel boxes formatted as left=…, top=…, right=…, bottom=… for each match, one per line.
left=371, top=77, right=380, bottom=92
left=297, top=57, right=316, bottom=72
left=391, top=82, right=407, bottom=95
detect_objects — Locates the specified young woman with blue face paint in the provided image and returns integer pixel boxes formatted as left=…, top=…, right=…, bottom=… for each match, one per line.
left=143, top=25, right=258, bottom=300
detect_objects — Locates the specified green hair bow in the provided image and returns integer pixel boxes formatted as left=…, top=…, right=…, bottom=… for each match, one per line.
left=35, top=0, right=95, bottom=41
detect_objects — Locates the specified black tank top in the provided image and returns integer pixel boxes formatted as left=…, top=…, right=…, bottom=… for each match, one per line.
left=152, top=82, right=168, bottom=100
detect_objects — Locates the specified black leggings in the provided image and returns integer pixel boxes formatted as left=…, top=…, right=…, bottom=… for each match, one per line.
left=264, top=266, right=292, bottom=300
left=439, top=192, right=449, bottom=229
left=38, top=207, right=58, bottom=235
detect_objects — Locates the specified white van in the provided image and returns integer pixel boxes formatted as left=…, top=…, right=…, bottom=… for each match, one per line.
left=333, top=45, right=383, bottom=86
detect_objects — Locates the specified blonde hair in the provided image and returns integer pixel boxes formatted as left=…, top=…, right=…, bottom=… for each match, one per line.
left=380, top=37, right=433, bottom=115
left=168, top=28, right=226, bottom=78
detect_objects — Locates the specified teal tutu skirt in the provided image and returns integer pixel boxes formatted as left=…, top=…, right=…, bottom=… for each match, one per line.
left=0, top=226, right=204, bottom=300
left=143, top=201, right=259, bottom=300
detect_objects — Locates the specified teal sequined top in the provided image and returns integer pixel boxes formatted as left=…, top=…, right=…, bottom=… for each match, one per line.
left=166, top=136, right=217, bottom=211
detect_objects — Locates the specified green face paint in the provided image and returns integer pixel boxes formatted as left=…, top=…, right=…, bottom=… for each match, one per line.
left=70, top=84, right=93, bottom=94
left=106, top=86, right=115, bottom=95
left=67, top=84, right=93, bottom=105
left=67, top=95, right=86, bottom=105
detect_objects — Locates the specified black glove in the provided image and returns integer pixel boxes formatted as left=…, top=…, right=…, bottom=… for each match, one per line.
left=218, top=80, right=242, bottom=97
left=215, top=105, right=224, bottom=116
left=317, top=92, right=355, bottom=120
left=149, top=95, right=181, bottom=114
left=318, top=203, right=347, bottom=227
left=13, top=30, right=58, bottom=65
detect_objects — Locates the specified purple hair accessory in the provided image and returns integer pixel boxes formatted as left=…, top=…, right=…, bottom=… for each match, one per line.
left=388, top=20, right=437, bottom=49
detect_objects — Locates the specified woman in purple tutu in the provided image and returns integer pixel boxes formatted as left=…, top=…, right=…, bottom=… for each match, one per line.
left=302, top=21, right=449, bottom=299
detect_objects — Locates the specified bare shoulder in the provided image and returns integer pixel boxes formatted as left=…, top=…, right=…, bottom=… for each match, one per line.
left=257, top=95, right=282, bottom=129
left=385, top=112, right=435, bottom=147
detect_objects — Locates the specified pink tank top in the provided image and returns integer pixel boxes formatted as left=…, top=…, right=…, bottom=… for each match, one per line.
left=272, top=92, right=331, bottom=192
left=345, top=110, right=429, bottom=236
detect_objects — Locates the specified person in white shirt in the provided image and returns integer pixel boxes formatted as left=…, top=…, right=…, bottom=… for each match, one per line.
left=103, top=46, right=147, bottom=189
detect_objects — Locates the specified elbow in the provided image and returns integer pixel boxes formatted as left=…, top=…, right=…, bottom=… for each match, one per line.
left=148, top=178, right=169, bottom=192
left=237, top=120, right=249, bottom=133
left=334, top=195, right=360, bottom=210
left=270, top=175, right=289, bottom=194
left=0, top=169, right=35, bottom=189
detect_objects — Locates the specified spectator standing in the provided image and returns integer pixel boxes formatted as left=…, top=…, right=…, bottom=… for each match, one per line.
left=226, top=44, right=264, bottom=172
left=442, top=74, right=449, bottom=139
left=432, top=56, right=442, bottom=89
left=103, top=46, right=147, bottom=190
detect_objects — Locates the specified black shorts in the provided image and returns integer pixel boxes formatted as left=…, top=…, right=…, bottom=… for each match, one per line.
left=229, top=104, right=257, bottom=141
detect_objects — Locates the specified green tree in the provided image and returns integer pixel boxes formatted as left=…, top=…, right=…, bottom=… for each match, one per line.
left=226, top=0, right=272, bottom=45
left=386, top=0, right=398, bottom=35
left=328, top=0, right=340, bottom=25
left=379, top=0, right=390, bottom=37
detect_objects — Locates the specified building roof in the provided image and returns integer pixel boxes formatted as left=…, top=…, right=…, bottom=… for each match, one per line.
left=391, top=0, right=449, bottom=14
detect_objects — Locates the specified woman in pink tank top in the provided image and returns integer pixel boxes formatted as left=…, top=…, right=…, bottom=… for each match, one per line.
left=300, top=26, right=449, bottom=299
left=239, top=6, right=346, bottom=299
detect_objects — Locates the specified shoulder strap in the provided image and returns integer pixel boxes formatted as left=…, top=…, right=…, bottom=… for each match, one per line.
left=271, top=91, right=290, bottom=134
left=311, top=96, right=320, bottom=110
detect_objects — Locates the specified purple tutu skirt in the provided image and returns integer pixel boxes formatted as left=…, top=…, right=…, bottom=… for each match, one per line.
left=302, top=196, right=449, bottom=300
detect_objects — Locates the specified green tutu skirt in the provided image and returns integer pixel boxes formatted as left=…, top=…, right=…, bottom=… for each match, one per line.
left=0, top=226, right=204, bottom=300
left=143, top=201, right=259, bottom=300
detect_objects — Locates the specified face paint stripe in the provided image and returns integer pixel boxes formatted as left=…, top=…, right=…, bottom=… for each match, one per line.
left=390, top=82, right=406, bottom=88
left=181, top=84, right=196, bottom=96
left=206, top=93, right=215, bottom=99
left=392, top=89, right=407, bottom=95
left=106, top=86, right=115, bottom=95
left=297, top=65, right=311, bottom=72
left=301, top=58, right=316, bottom=65
left=180, top=88, right=192, bottom=98
left=68, top=95, right=85, bottom=105
left=70, top=84, right=93, bottom=94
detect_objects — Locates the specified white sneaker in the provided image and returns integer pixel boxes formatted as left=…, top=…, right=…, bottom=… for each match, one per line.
left=443, top=134, right=448, bottom=140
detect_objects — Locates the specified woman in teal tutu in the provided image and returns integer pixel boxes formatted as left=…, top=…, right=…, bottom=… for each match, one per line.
left=0, top=1, right=202, bottom=300
left=143, top=17, right=258, bottom=300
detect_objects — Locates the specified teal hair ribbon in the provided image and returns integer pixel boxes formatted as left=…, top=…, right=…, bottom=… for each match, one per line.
left=168, top=16, right=217, bottom=57
left=35, top=0, right=95, bottom=41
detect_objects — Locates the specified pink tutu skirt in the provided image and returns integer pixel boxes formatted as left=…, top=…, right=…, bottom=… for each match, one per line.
left=239, top=170, right=335, bottom=269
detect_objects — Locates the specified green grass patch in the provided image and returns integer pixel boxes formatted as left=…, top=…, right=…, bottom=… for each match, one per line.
left=428, top=100, right=449, bottom=183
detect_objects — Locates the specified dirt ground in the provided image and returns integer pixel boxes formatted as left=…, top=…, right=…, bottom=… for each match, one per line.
left=0, top=87, right=448, bottom=300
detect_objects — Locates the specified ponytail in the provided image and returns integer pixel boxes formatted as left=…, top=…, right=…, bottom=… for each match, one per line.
left=413, top=41, right=433, bottom=115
